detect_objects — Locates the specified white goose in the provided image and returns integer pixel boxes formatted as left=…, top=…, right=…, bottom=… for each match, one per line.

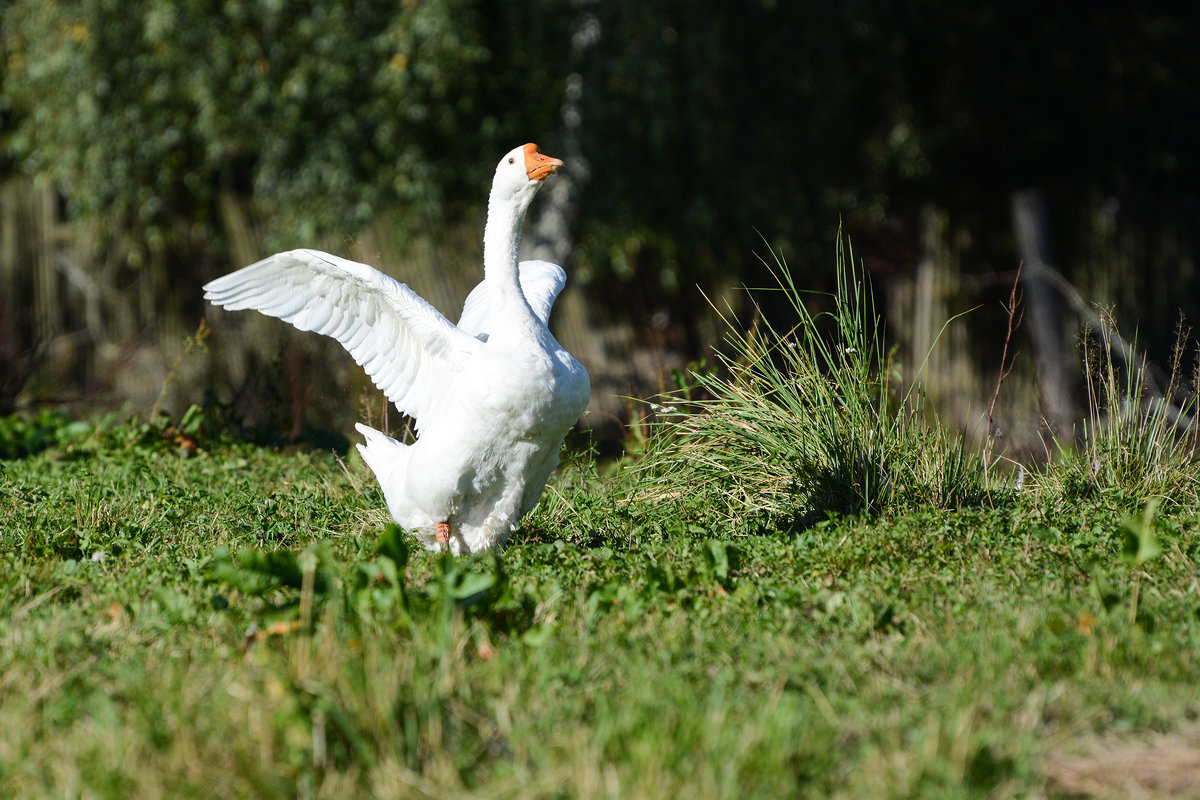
left=203, top=143, right=590, bottom=554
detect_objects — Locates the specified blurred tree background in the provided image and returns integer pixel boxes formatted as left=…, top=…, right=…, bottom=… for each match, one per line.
left=1, top=0, right=1197, bottom=453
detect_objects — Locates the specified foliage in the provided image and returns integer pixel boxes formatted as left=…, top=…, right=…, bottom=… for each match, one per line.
left=635, top=235, right=984, bottom=523
left=0, top=409, right=92, bottom=459
left=3, top=1, right=1199, bottom=443
left=6, top=2, right=1193, bottom=277
left=2, top=0, right=496, bottom=250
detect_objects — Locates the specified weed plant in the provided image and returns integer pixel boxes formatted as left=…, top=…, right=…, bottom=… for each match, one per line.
left=636, top=236, right=983, bottom=525
left=1035, top=315, right=1200, bottom=507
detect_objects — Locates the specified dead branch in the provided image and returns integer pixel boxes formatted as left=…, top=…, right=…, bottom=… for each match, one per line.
left=984, top=263, right=1023, bottom=470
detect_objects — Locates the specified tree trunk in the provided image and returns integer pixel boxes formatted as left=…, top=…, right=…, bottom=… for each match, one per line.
left=1011, top=188, right=1073, bottom=439
left=526, top=4, right=614, bottom=431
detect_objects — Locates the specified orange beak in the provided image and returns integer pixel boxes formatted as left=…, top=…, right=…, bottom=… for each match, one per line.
left=524, top=143, right=564, bottom=182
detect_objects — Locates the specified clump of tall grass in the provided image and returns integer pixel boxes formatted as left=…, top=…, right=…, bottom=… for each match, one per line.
left=1036, top=315, right=1200, bottom=505
left=636, top=236, right=983, bottom=526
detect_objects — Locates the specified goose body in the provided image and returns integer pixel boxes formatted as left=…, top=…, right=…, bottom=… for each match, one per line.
left=203, top=144, right=590, bottom=553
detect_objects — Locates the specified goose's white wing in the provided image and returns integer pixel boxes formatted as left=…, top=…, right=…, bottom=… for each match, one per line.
left=204, top=248, right=483, bottom=427
left=458, top=260, right=567, bottom=340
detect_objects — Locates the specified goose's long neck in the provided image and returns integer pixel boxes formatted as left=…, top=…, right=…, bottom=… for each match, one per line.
left=483, top=190, right=537, bottom=333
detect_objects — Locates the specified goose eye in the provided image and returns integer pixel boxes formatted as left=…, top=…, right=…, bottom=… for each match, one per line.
left=508, top=157, right=515, bottom=164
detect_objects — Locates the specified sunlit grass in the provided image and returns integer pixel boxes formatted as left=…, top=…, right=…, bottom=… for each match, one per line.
left=3, top=427, right=1199, bottom=798
left=3, top=238, right=1200, bottom=797
left=635, top=235, right=983, bottom=525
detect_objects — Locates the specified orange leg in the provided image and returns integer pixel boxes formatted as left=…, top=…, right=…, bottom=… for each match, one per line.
left=435, top=521, right=451, bottom=545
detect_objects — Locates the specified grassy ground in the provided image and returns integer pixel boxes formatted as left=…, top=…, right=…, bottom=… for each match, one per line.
left=3, top=243, right=1199, bottom=798
left=1, top=416, right=1198, bottom=799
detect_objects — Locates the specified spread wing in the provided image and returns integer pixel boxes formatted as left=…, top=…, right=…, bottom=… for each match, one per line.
left=203, top=248, right=483, bottom=428
left=457, top=260, right=567, bottom=341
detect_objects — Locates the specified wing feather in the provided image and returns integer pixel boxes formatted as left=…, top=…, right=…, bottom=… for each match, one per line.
left=457, top=260, right=567, bottom=341
left=204, top=248, right=482, bottom=428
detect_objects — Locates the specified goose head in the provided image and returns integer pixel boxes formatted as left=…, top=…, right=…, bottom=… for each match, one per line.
left=490, top=143, right=564, bottom=213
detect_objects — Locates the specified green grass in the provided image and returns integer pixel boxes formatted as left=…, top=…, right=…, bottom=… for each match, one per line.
left=1, top=413, right=1198, bottom=799
left=2, top=239, right=1200, bottom=798
left=1030, top=314, right=1200, bottom=507
left=635, top=236, right=983, bottom=526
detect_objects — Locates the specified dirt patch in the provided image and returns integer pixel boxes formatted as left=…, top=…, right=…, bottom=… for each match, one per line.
left=1047, top=726, right=1200, bottom=799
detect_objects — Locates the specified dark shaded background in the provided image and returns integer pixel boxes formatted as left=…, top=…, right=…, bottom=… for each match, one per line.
left=2, top=1, right=1197, bottom=450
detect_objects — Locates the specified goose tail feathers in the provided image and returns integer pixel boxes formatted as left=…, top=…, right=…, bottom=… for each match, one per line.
left=354, top=423, right=408, bottom=483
